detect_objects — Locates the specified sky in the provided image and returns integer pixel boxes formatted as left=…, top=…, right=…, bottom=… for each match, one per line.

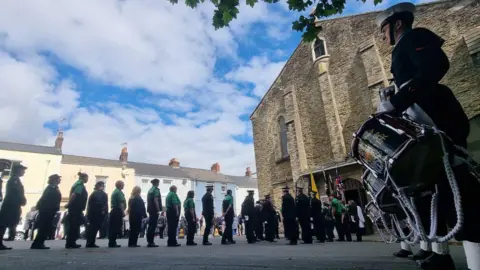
left=0, top=0, right=433, bottom=176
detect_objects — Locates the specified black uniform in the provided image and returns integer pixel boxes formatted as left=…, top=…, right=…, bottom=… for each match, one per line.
left=86, top=189, right=108, bottom=247
left=109, top=189, right=126, bottom=247
left=241, top=195, right=256, bottom=243
left=128, top=195, right=147, bottom=247
left=31, top=184, right=62, bottom=248
left=0, top=176, right=26, bottom=248
left=262, top=199, right=276, bottom=242
left=390, top=27, right=480, bottom=243
left=66, top=181, right=88, bottom=248
left=281, top=192, right=297, bottom=244
left=310, top=196, right=325, bottom=243
left=255, top=202, right=264, bottom=240
left=296, top=193, right=312, bottom=244
left=146, top=186, right=162, bottom=245
left=201, top=191, right=214, bottom=244
left=221, top=194, right=235, bottom=244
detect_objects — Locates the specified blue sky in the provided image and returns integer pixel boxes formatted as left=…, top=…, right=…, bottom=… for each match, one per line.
left=0, top=0, right=431, bottom=175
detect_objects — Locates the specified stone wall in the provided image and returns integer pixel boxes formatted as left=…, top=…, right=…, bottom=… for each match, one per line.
left=251, top=0, right=480, bottom=205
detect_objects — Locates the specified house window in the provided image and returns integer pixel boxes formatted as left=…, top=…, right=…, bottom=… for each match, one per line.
left=95, top=176, right=108, bottom=190
left=312, top=38, right=327, bottom=60
left=221, top=184, right=227, bottom=194
left=1, top=160, right=20, bottom=179
left=278, top=116, right=289, bottom=158
left=140, top=179, right=150, bottom=193
left=163, top=179, right=173, bottom=185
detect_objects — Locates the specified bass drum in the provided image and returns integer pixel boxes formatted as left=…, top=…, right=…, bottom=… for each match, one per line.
left=352, top=113, right=445, bottom=194
left=363, top=170, right=403, bottom=215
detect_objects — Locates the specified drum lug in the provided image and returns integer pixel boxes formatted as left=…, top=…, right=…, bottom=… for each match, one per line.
left=352, top=132, right=357, bottom=138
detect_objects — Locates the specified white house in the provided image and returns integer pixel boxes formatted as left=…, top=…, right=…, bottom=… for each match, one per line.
left=130, top=158, right=193, bottom=213
left=228, top=167, right=259, bottom=215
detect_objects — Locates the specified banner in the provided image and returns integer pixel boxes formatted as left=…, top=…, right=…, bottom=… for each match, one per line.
left=310, top=170, right=320, bottom=199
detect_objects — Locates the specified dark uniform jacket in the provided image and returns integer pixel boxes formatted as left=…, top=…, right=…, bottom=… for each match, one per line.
left=0, top=176, right=26, bottom=227
left=262, top=200, right=276, bottom=222
left=295, top=194, right=310, bottom=220
left=87, top=190, right=108, bottom=222
left=202, top=193, right=214, bottom=218
left=310, top=197, right=323, bottom=220
left=281, top=193, right=296, bottom=220
left=128, top=195, right=147, bottom=222
left=36, top=185, right=62, bottom=215
left=389, top=28, right=469, bottom=147
left=241, top=196, right=255, bottom=220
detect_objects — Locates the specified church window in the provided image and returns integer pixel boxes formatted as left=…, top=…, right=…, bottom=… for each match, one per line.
left=312, top=38, right=327, bottom=61
left=278, top=116, right=289, bottom=158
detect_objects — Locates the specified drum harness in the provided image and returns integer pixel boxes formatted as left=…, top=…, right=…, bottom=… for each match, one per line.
left=383, top=124, right=479, bottom=245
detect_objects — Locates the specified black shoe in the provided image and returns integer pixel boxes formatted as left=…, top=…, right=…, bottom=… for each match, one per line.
left=0, top=245, right=12, bottom=250
left=85, top=244, right=100, bottom=248
left=186, top=242, right=197, bottom=246
left=287, top=242, right=298, bottom=245
left=147, top=243, right=159, bottom=248
left=203, top=242, right=212, bottom=246
left=228, top=240, right=236, bottom=244
left=167, top=243, right=181, bottom=247
left=221, top=241, right=230, bottom=245
left=247, top=241, right=256, bottom=244
left=108, top=244, right=121, bottom=248
left=301, top=241, right=313, bottom=244
left=393, top=249, right=413, bottom=258
left=31, top=245, right=50, bottom=250
left=412, top=250, right=433, bottom=261
left=128, top=245, right=141, bottom=248
left=65, top=244, right=82, bottom=249
left=417, top=253, right=456, bottom=270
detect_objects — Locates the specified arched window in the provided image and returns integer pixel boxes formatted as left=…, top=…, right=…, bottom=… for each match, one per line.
left=312, top=38, right=327, bottom=60
left=278, top=116, right=289, bottom=158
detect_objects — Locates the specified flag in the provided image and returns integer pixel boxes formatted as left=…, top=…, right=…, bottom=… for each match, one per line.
left=310, top=170, right=320, bottom=199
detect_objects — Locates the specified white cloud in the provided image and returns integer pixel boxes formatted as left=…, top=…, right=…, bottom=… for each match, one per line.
left=0, top=0, right=293, bottom=175
left=226, top=56, right=286, bottom=97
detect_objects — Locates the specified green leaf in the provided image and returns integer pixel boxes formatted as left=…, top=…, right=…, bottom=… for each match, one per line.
left=246, top=0, right=257, bottom=7
left=185, top=0, right=201, bottom=8
left=222, top=10, right=233, bottom=26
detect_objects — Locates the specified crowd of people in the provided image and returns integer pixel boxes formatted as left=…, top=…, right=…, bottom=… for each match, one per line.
left=0, top=163, right=366, bottom=251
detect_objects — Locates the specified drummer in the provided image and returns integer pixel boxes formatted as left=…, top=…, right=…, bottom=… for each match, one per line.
left=376, top=2, right=480, bottom=270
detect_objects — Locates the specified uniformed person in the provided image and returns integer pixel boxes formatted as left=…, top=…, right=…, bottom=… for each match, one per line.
left=281, top=186, right=297, bottom=245
left=86, top=181, right=108, bottom=248
left=184, top=190, right=197, bottom=246
left=165, top=185, right=181, bottom=247
left=128, top=186, right=147, bottom=247
left=65, top=172, right=88, bottom=249
left=376, top=3, right=480, bottom=269
left=310, top=191, right=325, bottom=243
left=241, top=190, right=256, bottom=244
left=296, top=187, right=312, bottom=244
left=220, top=189, right=235, bottom=245
left=201, top=184, right=214, bottom=245
left=146, top=178, right=161, bottom=247
left=108, top=180, right=125, bottom=248
left=254, top=200, right=264, bottom=241
left=262, top=194, right=276, bottom=242
left=0, top=162, right=27, bottom=250
left=0, top=159, right=12, bottom=204
left=30, top=174, right=62, bottom=249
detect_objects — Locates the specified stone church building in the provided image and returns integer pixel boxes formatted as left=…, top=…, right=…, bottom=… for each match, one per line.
left=250, top=0, right=480, bottom=209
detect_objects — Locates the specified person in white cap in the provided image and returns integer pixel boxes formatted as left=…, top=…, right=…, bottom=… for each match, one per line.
left=376, top=2, right=480, bottom=270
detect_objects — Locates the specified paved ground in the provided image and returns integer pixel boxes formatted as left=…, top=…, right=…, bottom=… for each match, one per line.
left=0, top=236, right=469, bottom=269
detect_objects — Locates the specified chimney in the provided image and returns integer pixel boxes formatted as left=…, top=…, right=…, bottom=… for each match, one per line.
left=119, top=146, right=128, bottom=165
left=211, top=162, right=220, bottom=173
left=54, top=131, right=64, bottom=152
left=245, top=167, right=252, bottom=177
left=169, top=158, right=180, bottom=168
